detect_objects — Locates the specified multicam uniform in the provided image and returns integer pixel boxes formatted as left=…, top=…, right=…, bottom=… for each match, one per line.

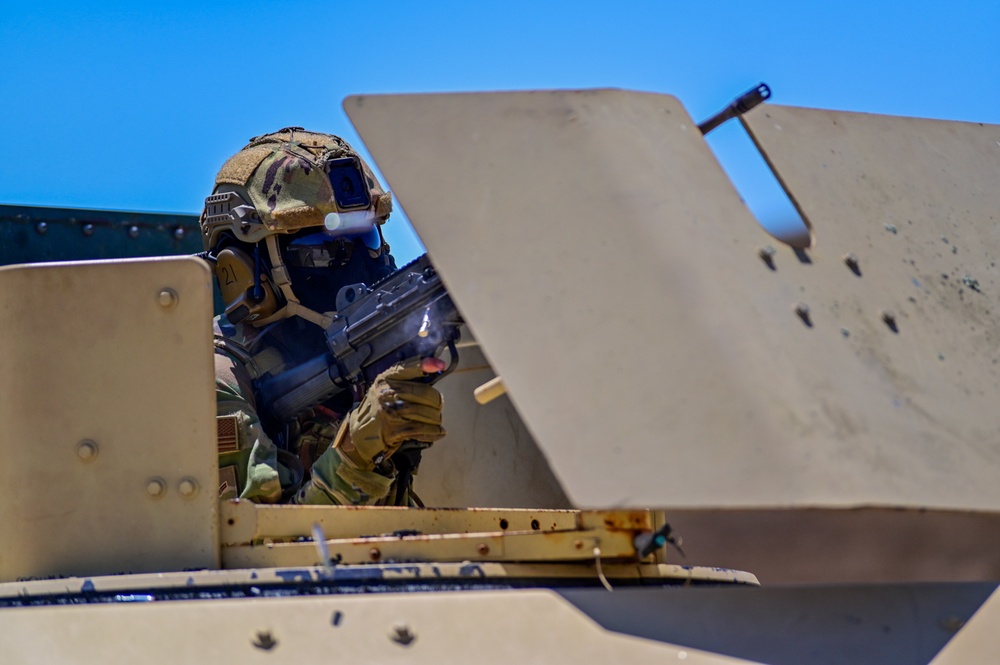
left=201, top=128, right=445, bottom=507
left=214, top=319, right=405, bottom=506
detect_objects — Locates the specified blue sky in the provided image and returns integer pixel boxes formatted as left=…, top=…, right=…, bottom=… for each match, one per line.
left=3, top=1, right=998, bottom=262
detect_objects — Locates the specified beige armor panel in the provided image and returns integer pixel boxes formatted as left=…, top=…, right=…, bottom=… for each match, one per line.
left=0, top=257, right=218, bottom=580
left=345, top=90, right=1000, bottom=582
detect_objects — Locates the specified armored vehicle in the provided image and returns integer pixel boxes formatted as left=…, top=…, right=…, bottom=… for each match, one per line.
left=1, top=87, right=999, bottom=664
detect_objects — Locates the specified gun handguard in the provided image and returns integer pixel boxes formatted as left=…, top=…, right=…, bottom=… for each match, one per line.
left=256, top=254, right=462, bottom=424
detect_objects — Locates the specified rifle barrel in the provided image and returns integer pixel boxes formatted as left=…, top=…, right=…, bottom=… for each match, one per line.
left=698, top=83, right=771, bottom=135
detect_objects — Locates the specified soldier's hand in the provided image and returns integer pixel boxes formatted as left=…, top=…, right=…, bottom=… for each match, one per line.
left=338, top=358, right=446, bottom=470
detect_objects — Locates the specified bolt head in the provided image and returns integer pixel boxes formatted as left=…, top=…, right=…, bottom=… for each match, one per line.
left=158, top=288, right=178, bottom=308
left=369, top=547, right=381, bottom=561
left=76, top=440, right=98, bottom=462
left=82, top=223, right=95, bottom=236
left=173, top=227, right=185, bottom=240
left=178, top=477, right=199, bottom=497
left=35, top=221, right=48, bottom=235
left=477, top=543, right=490, bottom=556
left=146, top=478, right=167, bottom=498
left=128, top=225, right=140, bottom=239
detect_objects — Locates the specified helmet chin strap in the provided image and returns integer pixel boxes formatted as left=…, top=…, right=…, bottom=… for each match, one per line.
left=251, top=234, right=335, bottom=330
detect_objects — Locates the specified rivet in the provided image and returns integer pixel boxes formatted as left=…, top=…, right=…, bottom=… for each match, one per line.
left=76, top=440, right=98, bottom=462
left=369, top=547, right=381, bottom=561
left=390, top=625, right=416, bottom=646
left=35, top=221, right=48, bottom=235
left=178, top=477, right=199, bottom=498
left=157, top=288, right=178, bottom=308
left=173, top=227, right=185, bottom=240
left=128, top=225, right=140, bottom=239
left=477, top=543, right=490, bottom=556
left=82, top=223, right=95, bottom=236
left=146, top=478, right=167, bottom=498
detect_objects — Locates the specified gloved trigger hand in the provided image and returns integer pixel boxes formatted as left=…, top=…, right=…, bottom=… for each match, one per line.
left=338, top=358, right=446, bottom=471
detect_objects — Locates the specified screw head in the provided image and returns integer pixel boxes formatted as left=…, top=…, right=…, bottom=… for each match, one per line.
left=477, top=543, right=490, bottom=556
left=82, top=223, right=95, bottom=236
left=369, top=547, right=381, bottom=561
left=35, top=221, right=48, bottom=235
left=157, top=288, right=178, bottom=308
left=128, top=225, right=140, bottom=239
left=76, top=440, right=98, bottom=462
left=178, top=477, right=199, bottom=498
left=146, top=478, right=167, bottom=498
left=173, top=227, right=185, bottom=240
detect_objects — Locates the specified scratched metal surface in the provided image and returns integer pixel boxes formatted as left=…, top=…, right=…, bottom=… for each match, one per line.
left=740, top=105, right=1000, bottom=506
left=345, top=90, right=1000, bottom=513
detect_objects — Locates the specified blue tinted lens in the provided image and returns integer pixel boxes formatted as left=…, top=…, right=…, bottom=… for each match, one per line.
left=356, top=225, right=382, bottom=250
left=285, top=228, right=383, bottom=268
left=290, top=228, right=381, bottom=250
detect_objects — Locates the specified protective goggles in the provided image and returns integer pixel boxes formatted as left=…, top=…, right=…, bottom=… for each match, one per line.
left=282, top=226, right=383, bottom=269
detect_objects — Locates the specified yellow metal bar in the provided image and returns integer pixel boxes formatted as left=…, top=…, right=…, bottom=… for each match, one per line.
left=220, top=500, right=644, bottom=546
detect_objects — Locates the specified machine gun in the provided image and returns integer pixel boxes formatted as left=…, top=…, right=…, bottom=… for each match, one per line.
left=255, top=253, right=463, bottom=425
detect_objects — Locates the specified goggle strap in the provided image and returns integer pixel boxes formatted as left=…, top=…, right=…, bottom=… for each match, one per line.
left=253, top=234, right=333, bottom=329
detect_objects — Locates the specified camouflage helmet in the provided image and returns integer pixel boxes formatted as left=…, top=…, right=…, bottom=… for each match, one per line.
left=200, top=127, right=392, bottom=251
left=200, top=128, right=394, bottom=328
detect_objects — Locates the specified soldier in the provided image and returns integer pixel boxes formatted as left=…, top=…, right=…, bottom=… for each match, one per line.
left=199, top=128, right=446, bottom=506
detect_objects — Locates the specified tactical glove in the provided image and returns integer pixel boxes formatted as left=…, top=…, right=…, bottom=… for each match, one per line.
left=335, top=359, right=446, bottom=471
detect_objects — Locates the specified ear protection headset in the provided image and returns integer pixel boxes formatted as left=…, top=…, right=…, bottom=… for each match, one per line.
left=212, top=238, right=282, bottom=325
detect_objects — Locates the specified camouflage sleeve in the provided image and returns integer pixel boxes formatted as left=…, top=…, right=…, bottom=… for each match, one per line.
left=214, top=352, right=282, bottom=503
left=289, top=426, right=396, bottom=506
left=215, top=347, right=397, bottom=506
